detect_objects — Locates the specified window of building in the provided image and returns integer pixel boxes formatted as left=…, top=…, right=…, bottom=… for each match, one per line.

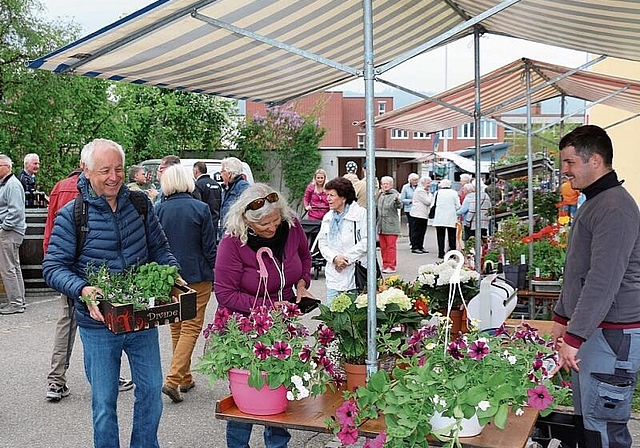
left=458, top=122, right=475, bottom=139
left=357, top=133, right=365, bottom=148
left=437, top=128, right=453, bottom=139
left=378, top=102, right=386, bottom=115
left=458, top=121, right=498, bottom=139
left=391, top=129, right=409, bottom=139
left=480, top=120, right=497, bottom=139
left=413, top=131, right=429, bottom=139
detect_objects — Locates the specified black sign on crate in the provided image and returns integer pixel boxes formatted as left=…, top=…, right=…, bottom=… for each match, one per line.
left=99, top=283, right=197, bottom=334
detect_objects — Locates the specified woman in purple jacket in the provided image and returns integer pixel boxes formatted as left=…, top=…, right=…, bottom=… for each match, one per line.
left=214, top=183, right=314, bottom=447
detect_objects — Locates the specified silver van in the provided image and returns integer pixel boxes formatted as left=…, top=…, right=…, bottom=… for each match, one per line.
left=140, top=158, right=254, bottom=189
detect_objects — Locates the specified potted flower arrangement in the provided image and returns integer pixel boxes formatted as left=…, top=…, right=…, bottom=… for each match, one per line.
left=315, top=278, right=424, bottom=390
left=328, top=319, right=571, bottom=448
left=197, top=303, right=340, bottom=415
left=522, top=221, right=567, bottom=291
left=415, top=259, right=480, bottom=333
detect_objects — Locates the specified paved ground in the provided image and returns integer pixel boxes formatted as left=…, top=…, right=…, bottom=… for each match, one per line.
left=1, top=227, right=638, bottom=447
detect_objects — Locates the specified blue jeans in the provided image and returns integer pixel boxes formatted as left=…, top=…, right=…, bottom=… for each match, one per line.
left=226, top=421, right=291, bottom=448
left=79, top=326, right=163, bottom=448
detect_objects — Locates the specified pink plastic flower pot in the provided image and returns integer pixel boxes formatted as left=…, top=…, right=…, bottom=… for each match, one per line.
left=228, top=368, right=288, bottom=415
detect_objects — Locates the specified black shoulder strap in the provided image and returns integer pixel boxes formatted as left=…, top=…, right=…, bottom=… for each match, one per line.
left=74, top=191, right=149, bottom=261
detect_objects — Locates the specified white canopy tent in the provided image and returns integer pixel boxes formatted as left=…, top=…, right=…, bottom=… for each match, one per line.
left=29, top=0, right=640, bottom=376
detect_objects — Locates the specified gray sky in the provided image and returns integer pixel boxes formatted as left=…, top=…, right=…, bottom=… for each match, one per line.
left=39, top=0, right=589, bottom=95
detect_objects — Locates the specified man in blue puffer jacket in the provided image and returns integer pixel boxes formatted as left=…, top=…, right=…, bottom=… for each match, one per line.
left=43, top=139, right=179, bottom=448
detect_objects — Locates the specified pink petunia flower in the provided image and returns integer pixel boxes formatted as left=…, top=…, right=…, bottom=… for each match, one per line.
left=336, top=400, right=358, bottom=427
left=271, top=341, right=292, bottom=360
left=253, top=313, right=274, bottom=335
left=527, top=384, right=554, bottom=410
left=468, top=338, right=490, bottom=360
left=364, top=432, right=387, bottom=448
left=337, top=426, right=359, bottom=445
left=299, top=345, right=312, bottom=362
left=447, top=342, right=465, bottom=360
left=253, top=342, right=270, bottom=360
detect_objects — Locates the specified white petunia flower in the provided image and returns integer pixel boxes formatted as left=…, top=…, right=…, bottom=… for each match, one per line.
left=286, top=391, right=295, bottom=401
left=478, top=401, right=490, bottom=411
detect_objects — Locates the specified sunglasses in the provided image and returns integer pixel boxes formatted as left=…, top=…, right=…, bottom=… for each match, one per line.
left=245, top=192, right=279, bottom=211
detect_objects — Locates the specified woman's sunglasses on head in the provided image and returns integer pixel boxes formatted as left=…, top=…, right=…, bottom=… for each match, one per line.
left=245, top=192, right=279, bottom=211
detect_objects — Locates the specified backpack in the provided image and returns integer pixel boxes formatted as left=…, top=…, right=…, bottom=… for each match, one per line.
left=73, top=190, right=149, bottom=260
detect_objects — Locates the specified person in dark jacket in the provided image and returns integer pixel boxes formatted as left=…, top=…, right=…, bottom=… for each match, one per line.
left=215, top=183, right=313, bottom=447
left=156, top=164, right=216, bottom=404
left=552, top=125, right=640, bottom=448
left=193, top=161, right=222, bottom=239
left=219, top=156, right=249, bottom=239
left=42, top=139, right=179, bottom=448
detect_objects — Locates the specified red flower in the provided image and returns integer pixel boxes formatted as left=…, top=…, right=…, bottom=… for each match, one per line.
left=414, top=298, right=429, bottom=316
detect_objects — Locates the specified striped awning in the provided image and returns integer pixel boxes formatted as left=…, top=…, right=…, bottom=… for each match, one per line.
left=374, top=58, right=640, bottom=134
left=28, top=1, right=640, bottom=104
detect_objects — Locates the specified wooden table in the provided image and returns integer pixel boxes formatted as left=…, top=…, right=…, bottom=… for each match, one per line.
left=215, top=319, right=556, bottom=448
left=216, top=389, right=539, bottom=448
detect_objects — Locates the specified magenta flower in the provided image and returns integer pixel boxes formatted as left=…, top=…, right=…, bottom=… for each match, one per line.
left=467, top=338, right=490, bottom=360
left=527, top=384, right=554, bottom=410
left=317, top=325, right=335, bottom=346
left=253, top=313, right=274, bottom=335
left=336, top=400, right=358, bottom=427
left=271, top=341, right=292, bottom=360
left=337, top=426, right=359, bottom=445
left=212, top=308, right=230, bottom=332
left=253, top=342, right=270, bottom=360
left=447, top=341, right=465, bottom=360
left=364, top=432, right=386, bottom=448
left=299, top=345, right=312, bottom=362
left=238, top=317, right=253, bottom=333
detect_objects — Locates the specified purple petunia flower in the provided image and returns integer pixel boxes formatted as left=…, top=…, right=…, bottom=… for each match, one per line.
left=527, top=384, right=554, bottom=410
left=271, top=341, right=292, bottom=360
left=317, top=325, right=335, bottom=346
left=212, top=308, right=230, bottom=332
left=337, top=427, right=359, bottom=446
left=467, top=338, right=490, bottom=360
left=253, top=342, right=270, bottom=360
left=447, top=341, right=465, bottom=360
left=364, top=432, right=387, bottom=448
left=299, top=345, right=312, bottom=362
left=238, top=317, right=253, bottom=333
left=253, top=313, right=274, bottom=335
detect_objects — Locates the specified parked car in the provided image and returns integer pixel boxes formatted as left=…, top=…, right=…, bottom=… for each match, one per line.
left=140, top=158, right=254, bottom=189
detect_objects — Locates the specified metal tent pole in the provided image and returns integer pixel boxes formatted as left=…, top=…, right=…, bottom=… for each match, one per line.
left=526, top=63, right=534, bottom=265
left=363, top=0, right=378, bottom=378
left=473, top=27, right=482, bottom=271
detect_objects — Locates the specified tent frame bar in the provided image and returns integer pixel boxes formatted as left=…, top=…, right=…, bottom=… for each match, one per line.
left=191, top=11, right=359, bottom=76
left=483, top=55, right=607, bottom=116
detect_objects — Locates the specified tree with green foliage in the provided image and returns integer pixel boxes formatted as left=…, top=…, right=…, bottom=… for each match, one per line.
left=236, top=105, right=325, bottom=209
left=0, top=0, right=237, bottom=192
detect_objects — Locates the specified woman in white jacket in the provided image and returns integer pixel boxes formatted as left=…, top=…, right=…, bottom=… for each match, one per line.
left=431, top=179, right=461, bottom=259
left=317, top=177, right=368, bottom=304
left=409, top=176, right=433, bottom=254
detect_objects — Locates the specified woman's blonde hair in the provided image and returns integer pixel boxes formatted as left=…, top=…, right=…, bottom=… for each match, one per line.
left=160, top=164, right=195, bottom=197
left=224, top=183, right=296, bottom=244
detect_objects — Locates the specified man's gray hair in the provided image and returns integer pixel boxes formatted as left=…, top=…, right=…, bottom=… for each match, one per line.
left=221, top=157, right=243, bottom=177
left=408, top=172, right=419, bottom=181
left=0, top=154, right=13, bottom=168
left=81, top=139, right=125, bottom=170
left=23, top=153, right=39, bottom=167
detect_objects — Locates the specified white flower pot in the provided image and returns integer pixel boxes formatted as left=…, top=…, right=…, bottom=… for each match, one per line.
left=430, top=411, right=485, bottom=438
